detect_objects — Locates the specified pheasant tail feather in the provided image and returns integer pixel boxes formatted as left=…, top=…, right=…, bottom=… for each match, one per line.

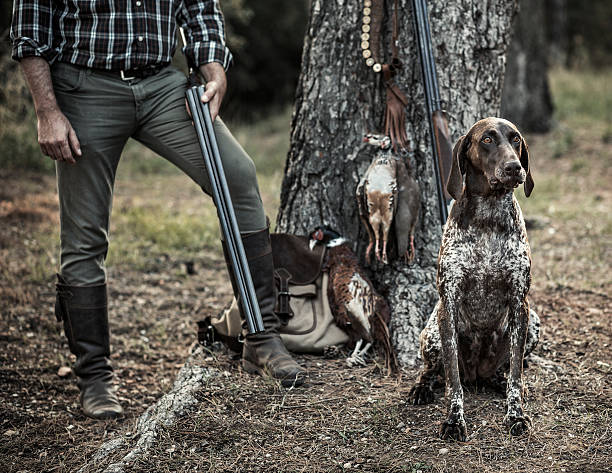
left=374, top=312, right=400, bottom=375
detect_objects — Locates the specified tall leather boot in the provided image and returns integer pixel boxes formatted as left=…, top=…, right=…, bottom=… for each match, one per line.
left=222, top=228, right=306, bottom=387
left=55, top=275, right=123, bottom=419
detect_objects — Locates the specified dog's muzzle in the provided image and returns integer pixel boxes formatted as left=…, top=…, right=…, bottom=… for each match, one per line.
left=494, top=163, right=526, bottom=189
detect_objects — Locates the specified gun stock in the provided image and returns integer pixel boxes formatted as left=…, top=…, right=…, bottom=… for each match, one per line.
left=432, top=110, right=453, bottom=202
left=412, top=0, right=450, bottom=225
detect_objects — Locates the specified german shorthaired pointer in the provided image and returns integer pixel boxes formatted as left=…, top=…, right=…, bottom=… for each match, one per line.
left=409, top=117, right=540, bottom=441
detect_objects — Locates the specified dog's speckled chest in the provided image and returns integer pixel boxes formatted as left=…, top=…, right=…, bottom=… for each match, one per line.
left=439, top=194, right=531, bottom=331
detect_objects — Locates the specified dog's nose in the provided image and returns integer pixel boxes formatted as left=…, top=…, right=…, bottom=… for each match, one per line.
left=503, top=160, right=522, bottom=176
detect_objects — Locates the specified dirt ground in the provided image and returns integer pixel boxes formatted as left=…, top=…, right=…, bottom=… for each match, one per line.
left=1, top=124, right=611, bottom=472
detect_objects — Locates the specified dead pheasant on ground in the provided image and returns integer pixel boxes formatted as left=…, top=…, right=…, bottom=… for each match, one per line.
left=309, top=226, right=398, bottom=374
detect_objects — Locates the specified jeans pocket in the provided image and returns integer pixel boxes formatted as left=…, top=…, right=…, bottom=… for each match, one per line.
left=51, top=63, right=86, bottom=93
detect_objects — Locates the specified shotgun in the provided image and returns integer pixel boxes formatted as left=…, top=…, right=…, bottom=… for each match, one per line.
left=179, top=27, right=264, bottom=335
left=184, top=85, right=265, bottom=335
left=411, top=0, right=453, bottom=225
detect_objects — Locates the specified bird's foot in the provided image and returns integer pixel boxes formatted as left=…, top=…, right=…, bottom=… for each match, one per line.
left=346, top=354, right=367, bottom=367
left=365, top=243, right=374, bottom=265
left=403, top=250, right=414, bottom=264
left=346, top=341, right=372, bottom=367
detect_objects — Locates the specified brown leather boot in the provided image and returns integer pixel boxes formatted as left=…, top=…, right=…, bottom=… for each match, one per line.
left=55, top=276, right=123, bottom=419
left=223, top=228, right=306, bottom=387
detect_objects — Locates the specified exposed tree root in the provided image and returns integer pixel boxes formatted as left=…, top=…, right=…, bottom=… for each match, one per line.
left=77, top=345, right=216, bottom=473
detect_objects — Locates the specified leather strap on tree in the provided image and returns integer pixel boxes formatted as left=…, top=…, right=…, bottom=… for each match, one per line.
left=384, top=0, right=408, bottom=149
left=368, top=0, right=385, bottom=65
left=383, top=64, right=409, bottom=150
left=368, top=0, right=409, bottom=150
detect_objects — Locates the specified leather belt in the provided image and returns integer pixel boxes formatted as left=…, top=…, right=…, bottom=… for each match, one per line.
left=94, top=63, right=169, bottom=81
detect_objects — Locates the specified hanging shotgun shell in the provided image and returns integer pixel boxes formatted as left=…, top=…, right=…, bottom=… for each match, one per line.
left=361, top=0, right=379, bottom=72
left=373, top=63, right=382, bottom=72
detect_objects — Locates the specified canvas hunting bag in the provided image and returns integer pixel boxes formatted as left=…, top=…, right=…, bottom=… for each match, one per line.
left=199, top=234, right=349, bottom=353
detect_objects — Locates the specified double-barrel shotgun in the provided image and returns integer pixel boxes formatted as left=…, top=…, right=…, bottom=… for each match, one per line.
left=184, top=87, right=265, bottom=335
left=411, top=0, right=453, bottom=225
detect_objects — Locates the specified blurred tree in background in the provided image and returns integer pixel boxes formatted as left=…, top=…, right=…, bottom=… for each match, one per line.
left=502, top=0, right=555, bottom=133
left=501, top=0, right=612, bottom=133
left=222, top=0, right=309, bottom=120
left=565, top=0, right=612, bottom=68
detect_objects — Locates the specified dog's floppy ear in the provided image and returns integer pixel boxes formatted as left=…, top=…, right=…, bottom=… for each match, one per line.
left=447, top=135, right=467, bottom=200
left=520, top=137, right=534, bottom=197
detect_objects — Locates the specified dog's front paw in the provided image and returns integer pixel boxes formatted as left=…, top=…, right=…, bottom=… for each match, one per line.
left=408, top=384, right=435, bottom=405
left=440, top=415, right=467, bottom=441
left=504, top=413, right=531, bottom=436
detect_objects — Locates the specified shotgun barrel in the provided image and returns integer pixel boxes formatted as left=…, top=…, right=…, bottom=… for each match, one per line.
left=185, top=86, right=265, bottom=335
left=412, top=0, right=453, bottom=225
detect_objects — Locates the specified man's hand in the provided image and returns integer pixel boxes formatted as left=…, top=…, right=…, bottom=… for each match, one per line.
left=20, top=57, right=82, bottom=164
left=37, top=108, right=81, bottom=164
left=198, top=62, right=227, bottom=121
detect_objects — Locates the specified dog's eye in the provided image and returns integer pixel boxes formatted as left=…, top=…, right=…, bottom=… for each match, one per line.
left=482, top=137, right=492, bottom=144
left=513, top=135, right=520, bottom=143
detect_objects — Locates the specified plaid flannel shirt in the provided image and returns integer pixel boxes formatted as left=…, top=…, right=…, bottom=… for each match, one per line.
left=10, top=0, right=232, bottom=71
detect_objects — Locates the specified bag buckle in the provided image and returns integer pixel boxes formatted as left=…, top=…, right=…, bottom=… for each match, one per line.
left=274, top=268, right=293, bottom=320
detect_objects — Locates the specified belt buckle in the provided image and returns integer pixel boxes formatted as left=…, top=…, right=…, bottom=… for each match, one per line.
left=120, top=70, right=136, bottom=81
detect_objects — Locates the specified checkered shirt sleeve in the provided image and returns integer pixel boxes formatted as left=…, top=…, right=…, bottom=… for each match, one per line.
left=177, top=0, right=233, bottom=70
left=10, top=0, right=58, bottom=62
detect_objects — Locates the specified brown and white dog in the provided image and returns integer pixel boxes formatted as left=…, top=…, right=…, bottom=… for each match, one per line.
left=409, top=118, right=540, bottom=441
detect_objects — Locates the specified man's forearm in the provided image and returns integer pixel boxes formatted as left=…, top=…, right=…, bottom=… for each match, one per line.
left=20, top=56, right=81, bottom=163
left=20, top=57, right=60, bottom=115
left=199, top=61, right=225, bottom=83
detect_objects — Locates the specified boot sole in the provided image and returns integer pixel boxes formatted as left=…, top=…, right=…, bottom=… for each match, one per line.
left=84, top=408, right=124, bottom=420
left=242, top=359, right=305, bottom=388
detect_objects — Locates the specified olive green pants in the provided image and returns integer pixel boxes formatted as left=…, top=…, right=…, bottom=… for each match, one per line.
left=51, top=62, right=266, bottom=286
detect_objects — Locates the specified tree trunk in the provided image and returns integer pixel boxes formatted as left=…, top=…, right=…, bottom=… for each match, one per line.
left=501, top=0, right=554, bottom=133
left=277, top=0, right=517, bottom=366
left=545, top=0, right=568, bottom=67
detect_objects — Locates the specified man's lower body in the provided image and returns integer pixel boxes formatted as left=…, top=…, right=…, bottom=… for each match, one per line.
left=51, top=62, right=305, bottom=419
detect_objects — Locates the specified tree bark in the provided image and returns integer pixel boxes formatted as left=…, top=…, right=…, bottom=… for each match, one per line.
left=501, top=0, right=554, bottom=133
left=277, top=0, right=517, bottom=366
